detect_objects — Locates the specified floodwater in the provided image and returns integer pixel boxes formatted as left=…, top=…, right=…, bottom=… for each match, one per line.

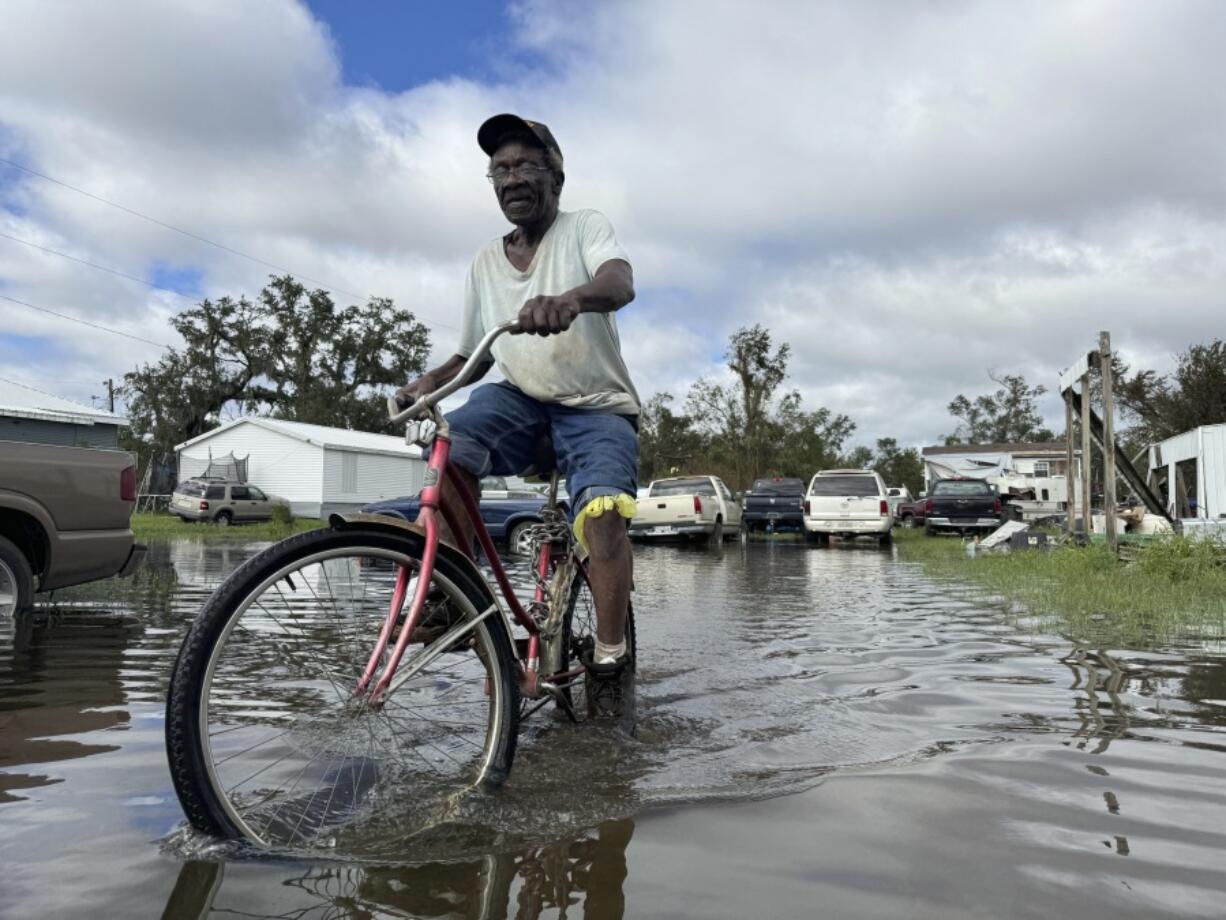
left=3, top=538, right=1226, bottom=919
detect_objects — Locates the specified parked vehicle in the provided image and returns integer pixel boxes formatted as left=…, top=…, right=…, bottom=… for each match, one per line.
left=886, top=486, right=914, bottom=522
left=897, top=494, right=928, bottom=529
left=359, top=488, right=563, bottom=555
left=741, top=477, right=805, bottom=534
left=0, top=441, right=144, bottom=614
left=802, top=469, right=893, bottom=545
left=630, top=475, right=741, bottom=542
left=170, top=479, right=284, bottom=525
left=923, top=478, right=1002, bottom=535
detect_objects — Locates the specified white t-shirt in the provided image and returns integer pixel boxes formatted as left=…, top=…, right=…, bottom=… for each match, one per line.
left=458, top=209, right=641, bottom=416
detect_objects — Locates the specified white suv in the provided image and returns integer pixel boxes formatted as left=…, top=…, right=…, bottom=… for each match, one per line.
left=803, top=469, right=893, bottom=545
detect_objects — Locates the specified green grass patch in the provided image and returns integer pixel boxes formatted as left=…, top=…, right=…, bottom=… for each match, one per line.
left=893, top=527, right=1226, bottom=648
left=131, top=512, right=324, bottom=542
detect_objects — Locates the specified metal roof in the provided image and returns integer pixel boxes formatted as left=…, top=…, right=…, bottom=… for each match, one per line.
left=175, top=416, right=423, bottom=459
left=0, top=376, right=128, bottom=427
left=922, top=441, right=1069, bottom=457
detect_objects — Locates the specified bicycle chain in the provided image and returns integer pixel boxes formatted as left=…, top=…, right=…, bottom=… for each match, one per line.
left=524, top=506, right=574, bottom=642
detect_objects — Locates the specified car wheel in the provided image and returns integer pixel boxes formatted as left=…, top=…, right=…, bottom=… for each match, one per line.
left=0, top=535, right=35, bottom=616
left=708, top=517, right=724, bottom=545
left=878, top=532, right=893, bottom=547
left=924, top=523, right=935, bottom=536
left=901, top=514, right=915, bottom=528
left=215, top=510, right=233, bottom=527
left=507, top=521, right=535, bottom=557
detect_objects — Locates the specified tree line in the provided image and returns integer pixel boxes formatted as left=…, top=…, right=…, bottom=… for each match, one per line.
left=119, top=275, right=1225, bottom=496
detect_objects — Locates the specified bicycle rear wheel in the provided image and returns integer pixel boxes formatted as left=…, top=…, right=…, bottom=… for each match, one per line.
left=165, top=527, right=518, bottom=850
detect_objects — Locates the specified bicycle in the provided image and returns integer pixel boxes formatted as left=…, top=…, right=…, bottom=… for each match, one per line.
left=165, top=321, right=636, bottom=850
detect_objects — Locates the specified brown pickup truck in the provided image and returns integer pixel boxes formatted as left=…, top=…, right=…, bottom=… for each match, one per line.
left=0, top=441, right=144, bottom=613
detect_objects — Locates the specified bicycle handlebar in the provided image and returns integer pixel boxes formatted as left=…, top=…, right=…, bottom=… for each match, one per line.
left=386, top=320, right=519, bottom=425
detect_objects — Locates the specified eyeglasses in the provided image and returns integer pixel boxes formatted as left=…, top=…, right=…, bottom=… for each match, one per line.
left=486, top=164, right=553, bottom=185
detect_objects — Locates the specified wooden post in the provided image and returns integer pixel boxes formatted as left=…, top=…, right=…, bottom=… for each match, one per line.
left=1100, top=331, right=1118, bottom=553
left=1064, top=389, right=1076, bottom=534
left=1080, top=370, right=1093, bottom=540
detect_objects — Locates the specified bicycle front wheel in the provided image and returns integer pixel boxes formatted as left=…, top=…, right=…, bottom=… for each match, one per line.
left=165, top=527, right=518, bottom=850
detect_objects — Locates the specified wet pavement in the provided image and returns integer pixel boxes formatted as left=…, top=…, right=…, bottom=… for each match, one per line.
left=3, top=538, right=1226, bottom=918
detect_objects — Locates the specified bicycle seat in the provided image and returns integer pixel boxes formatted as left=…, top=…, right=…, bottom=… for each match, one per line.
left=520, top=434, right=558, bottom=483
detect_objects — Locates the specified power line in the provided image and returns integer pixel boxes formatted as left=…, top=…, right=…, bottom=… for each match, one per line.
left=0, top=293, right=170, bottom=348
left=0, top=155, right=368, bottom=302
left=0, top=229, right=197, bottom=301
left=0, top=156, right=460, bottom=335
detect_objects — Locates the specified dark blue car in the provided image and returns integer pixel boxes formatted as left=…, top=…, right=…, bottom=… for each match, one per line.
left=359, top=486, right=564, bottom=556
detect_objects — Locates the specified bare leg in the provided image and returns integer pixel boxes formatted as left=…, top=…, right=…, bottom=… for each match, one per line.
left=583, top=512, right=632, bottom=646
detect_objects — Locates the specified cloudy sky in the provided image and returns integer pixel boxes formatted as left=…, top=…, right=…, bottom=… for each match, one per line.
left=1, top=0, right=1223, bottom=449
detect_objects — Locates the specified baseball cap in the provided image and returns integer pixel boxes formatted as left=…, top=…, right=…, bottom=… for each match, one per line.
left=477, top=114, right=563, bottom=166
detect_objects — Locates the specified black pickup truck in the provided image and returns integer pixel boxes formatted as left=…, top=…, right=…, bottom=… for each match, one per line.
left=741, top=477, right=806, bottom=534
left=923, top=478, right=1002, bottom=535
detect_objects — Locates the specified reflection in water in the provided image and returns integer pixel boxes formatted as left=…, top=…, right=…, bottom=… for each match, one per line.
left=1062, top=648, right=1132, bottom=754
left=162, top=820, right=635, bottom=920
left=0, top=609, right=141, bottom=802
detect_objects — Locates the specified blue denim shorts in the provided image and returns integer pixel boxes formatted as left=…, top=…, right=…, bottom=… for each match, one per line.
left=438, top=382, right=638, bottom=519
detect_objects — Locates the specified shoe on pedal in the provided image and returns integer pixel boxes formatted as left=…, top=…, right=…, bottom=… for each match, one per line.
left=582, top=650, right=635, bottom=734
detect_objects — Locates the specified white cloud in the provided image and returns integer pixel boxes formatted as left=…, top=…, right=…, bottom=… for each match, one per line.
left=0, top=0, right=1223, bottom=448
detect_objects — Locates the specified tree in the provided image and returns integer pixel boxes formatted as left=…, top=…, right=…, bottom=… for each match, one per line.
left=769, top=390, right=856, bottom=479
left=944, top=372, right=1055, bottom=444
left=871, top=437, right=924, bottom=494
left=1116, top=339, right=1226, bottom=442
left=121, top=275, right=431, bottom=464
left=686, top=325, right=791, bottom=487
left=638, top=392, right=705, bottom=482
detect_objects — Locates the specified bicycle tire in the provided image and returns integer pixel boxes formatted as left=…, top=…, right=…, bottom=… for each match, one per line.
left=557, top=561, right=636, bottom=716
left=165, top=526, right=519, bottom=848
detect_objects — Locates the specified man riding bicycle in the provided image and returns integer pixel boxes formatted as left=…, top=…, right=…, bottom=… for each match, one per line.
left=396, top=114, right=640, bottom=729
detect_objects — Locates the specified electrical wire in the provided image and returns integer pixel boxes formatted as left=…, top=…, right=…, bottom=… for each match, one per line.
left=0, top=229, right=197, bottom=301
left=0, top=155, right=368, bottom=301
left=0, top=293, right=170, bottom=348
left=0, top=156, right=461, bottom=335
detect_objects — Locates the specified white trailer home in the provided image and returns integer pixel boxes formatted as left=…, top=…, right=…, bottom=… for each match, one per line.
left=175, top=418, right=425, bottom=518
left=1147, top=424, right=1226, bottom=521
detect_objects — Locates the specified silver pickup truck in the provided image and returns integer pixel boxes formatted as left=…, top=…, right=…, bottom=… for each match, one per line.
left=0, top=441, right=144, bottom=613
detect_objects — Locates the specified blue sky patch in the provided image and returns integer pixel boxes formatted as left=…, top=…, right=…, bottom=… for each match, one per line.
left=147, top=262, right=203, bottom=298
left=0, top=331, right=60, bottom=362
left=304, top=0, right=545, bottom=90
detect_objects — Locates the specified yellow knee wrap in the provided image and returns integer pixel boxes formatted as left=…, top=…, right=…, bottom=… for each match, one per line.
left=573, top=494, right=638, bottom=551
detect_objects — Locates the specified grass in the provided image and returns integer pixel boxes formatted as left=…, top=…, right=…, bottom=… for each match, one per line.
left=893, top=527, right=1226, bottom=648
left=131, top=512, right=325, bottom=542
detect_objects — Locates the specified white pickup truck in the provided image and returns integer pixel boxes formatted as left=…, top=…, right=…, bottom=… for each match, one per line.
left=629, top=475, right=741, bottom=542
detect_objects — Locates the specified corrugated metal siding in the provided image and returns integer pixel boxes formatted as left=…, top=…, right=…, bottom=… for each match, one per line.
left=178, top=421, right=324, bottom=518
left=0, top=415, right=121, bottom=449
left=322, top=447, right=424, bottom=507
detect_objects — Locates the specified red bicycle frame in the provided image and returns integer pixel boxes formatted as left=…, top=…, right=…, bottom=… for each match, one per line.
left=355, top=431, right=572, bottom=703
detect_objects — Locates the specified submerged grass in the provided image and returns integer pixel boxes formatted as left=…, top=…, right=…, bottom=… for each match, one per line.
left=131, top=512, right=324, bottom=542
left=893, top=527, right=1226, bottom=648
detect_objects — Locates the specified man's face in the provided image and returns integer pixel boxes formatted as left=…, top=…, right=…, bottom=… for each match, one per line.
left=489, top=140, right=558, bottom=225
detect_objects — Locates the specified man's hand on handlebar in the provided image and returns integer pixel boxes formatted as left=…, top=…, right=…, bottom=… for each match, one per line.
left=394, top=372, right=438, bottom=410
left=515, top=293, right=580, bottom=336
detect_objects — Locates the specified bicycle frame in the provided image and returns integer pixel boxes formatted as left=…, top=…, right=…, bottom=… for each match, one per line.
left=355, top=321, right=585, bottom=709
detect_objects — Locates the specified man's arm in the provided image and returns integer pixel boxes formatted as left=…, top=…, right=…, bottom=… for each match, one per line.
left=516, top=259, right=635, bottom=336
left=394, top=353, right=493, bottom=409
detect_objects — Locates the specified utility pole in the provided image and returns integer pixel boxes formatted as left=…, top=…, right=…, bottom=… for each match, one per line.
left=1100, top=331, right=1118, bottom=554
left=105, top=378, right=115, bottom=413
